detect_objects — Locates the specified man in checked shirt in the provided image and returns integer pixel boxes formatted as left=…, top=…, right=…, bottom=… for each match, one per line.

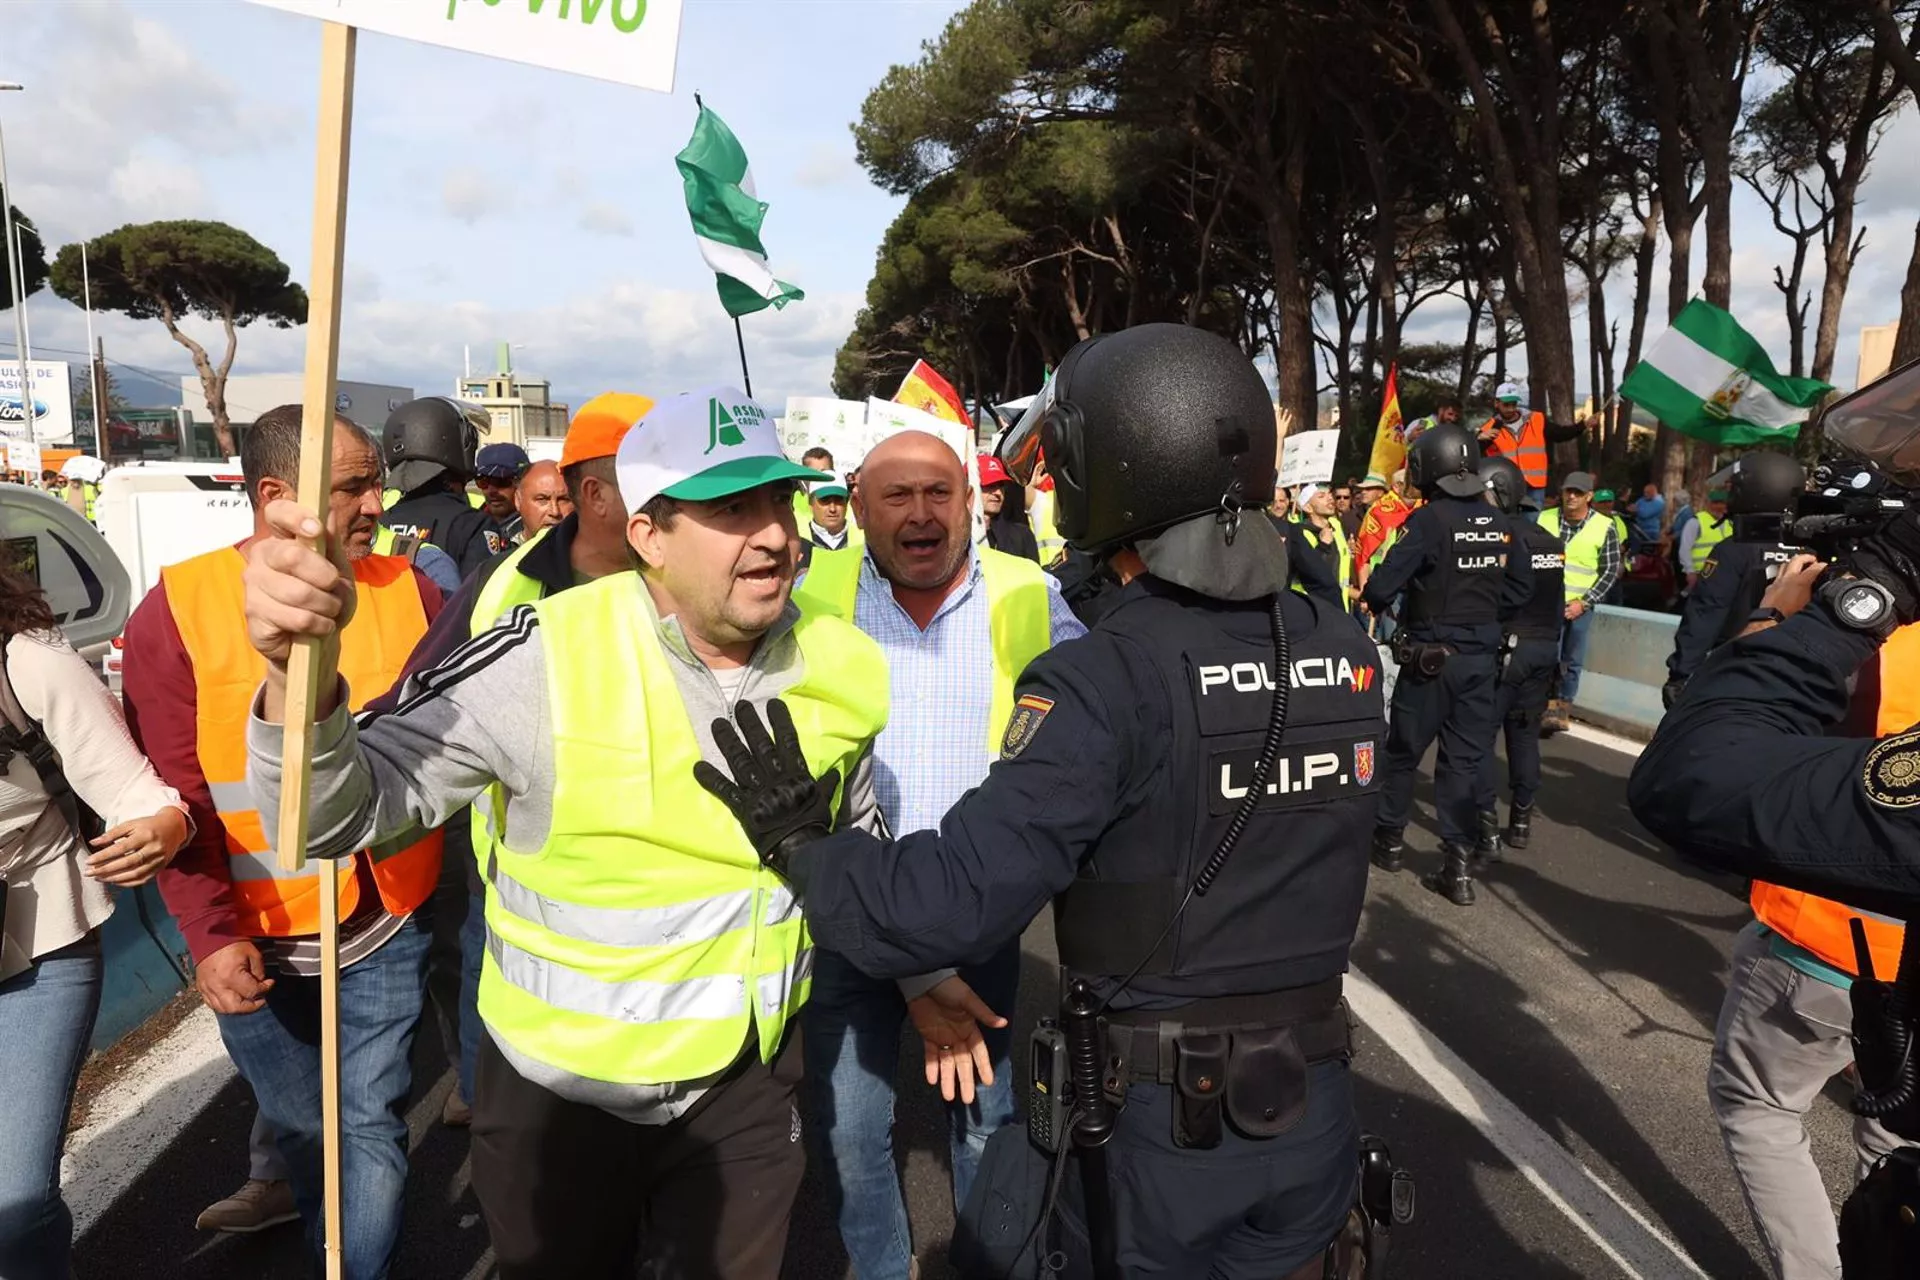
left=791, top=430, right=1084, bottom=1279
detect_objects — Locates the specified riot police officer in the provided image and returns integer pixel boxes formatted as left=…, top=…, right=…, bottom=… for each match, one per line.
left=1663, top=452, right=1808, bottom=708
left=1475, top=456, right=1563, bottom=856
left=1362, top=426, right=1532, bottom=906
left=379, top=397, right=497, bottom=580
left=695, top=323, right=1394, bottom=1278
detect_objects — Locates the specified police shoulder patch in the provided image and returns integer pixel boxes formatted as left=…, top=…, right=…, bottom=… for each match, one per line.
left=1699, top=557, right=1717, bottom=580
left=1863, top=730, right=1920, bottom=809
left=1001, top=694, right=1055, bottom=760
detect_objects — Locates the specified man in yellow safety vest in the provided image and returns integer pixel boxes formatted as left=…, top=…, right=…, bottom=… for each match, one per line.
left=241, top=385, right=889, bottom=1279
left=1535, top=471, right=1621, bottom=733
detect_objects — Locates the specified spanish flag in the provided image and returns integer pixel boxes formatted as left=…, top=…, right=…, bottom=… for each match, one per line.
left=1365, top=364, right=1406, bottom=481
left=893, top=359, right=972, bottom=427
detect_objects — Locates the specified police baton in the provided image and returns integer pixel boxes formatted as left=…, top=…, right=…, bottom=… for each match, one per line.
left=1062, top=981, right=1122, bottom=1280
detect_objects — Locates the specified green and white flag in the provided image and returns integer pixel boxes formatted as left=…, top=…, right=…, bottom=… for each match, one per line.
left=676, top=100, right=804, bottom=319
left=1619, top=299, right=1832, bottom=445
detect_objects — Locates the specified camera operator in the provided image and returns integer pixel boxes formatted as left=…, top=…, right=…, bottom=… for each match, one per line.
left=1663, top=452, right=1811, bottom=710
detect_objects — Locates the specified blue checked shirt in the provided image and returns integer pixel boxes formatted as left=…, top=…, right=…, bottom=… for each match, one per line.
left=852, top=548, right=1086, bottom=840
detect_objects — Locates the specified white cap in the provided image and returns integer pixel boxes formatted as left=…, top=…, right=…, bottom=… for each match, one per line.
left=615, top=385, right=821, bottom=516
left=1496, top=381, right=1523, bottom=403
left=1297, top=482, right=1325, bottom=507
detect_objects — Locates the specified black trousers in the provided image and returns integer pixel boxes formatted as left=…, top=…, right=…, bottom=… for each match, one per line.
left=1475, top=638, right=1560, bottom=812
left=957, top=1060, right=1358, bottom=1279
left=471, top=1030, right=806, bottom=1280
left=1375, top=650, right=1500, bottom=845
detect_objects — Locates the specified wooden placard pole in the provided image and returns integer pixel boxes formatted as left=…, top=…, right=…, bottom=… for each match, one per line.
left=275, top=19, right=356, bottom=1280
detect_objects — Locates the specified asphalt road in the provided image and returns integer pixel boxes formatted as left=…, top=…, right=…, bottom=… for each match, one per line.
left=70, top=730, right=1863, bottom=1279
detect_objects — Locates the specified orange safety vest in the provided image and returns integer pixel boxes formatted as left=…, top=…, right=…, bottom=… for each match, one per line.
left=161, top=546, right=443, bottom=939
left=1481, top=411, right=1550, bottom=489
left=1749, top=624, right=1920, bottom=979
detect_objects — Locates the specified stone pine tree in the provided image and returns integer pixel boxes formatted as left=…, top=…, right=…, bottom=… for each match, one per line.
left=49, top=221, right=307, bottom=457
left=0, top=181, right=47, bottom=310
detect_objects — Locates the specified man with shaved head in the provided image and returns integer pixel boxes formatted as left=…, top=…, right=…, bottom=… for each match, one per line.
left=791, top=429, right=1086, bottom=1276
left=512, top=460, right=573, bottom=539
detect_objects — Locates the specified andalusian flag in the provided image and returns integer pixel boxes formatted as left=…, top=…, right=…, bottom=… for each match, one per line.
left=676, top=99, right=805, bottom=319
left=1366, top=364, right=1407, bottom=480
left=1620, top=299, right=1831, bottom=445
left=893, top=359, right=972, bottom=427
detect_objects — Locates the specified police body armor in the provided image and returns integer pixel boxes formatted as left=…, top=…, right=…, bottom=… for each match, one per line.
left=1050, top=584, right=1378, bottom=1158
left=1401, top=499, right=1509, bottom=636
left=1510, top=521, right=1565, bottom=642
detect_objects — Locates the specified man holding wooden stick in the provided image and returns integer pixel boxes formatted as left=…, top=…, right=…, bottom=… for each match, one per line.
left=242, top=386, right=888, bottom=1279
left=127, top=406, right=445, bottom=1279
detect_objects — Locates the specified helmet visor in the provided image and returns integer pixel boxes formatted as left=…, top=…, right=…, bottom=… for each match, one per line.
left=996, top=378, right=1057, bottom=487
left=1822, top=359, right=1920, bottom=486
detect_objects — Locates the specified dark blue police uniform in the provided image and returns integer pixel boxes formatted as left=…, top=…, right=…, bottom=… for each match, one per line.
left=787, top=576, right=1385, bottom=1277
left=1362, top=493, right=1532, bottom=854
left=1665, top=539, right=1802, bottom=698
left=1476, top=516, right=1564, bottom=819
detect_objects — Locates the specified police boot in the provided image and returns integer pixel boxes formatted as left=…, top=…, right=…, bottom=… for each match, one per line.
left=1474, top=809, right=1503, bottom=866
left=1507, top=802, right=1533, bottom=850
left=1370, top=828, right=1405, bottom=874
left=1541, top=699, right=1569, bottom=736
left=1421, top=842, right=1477, bottom=907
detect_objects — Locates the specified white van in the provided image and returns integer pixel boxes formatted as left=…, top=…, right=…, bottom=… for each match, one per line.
left=94, top=461, right=253, bottom=683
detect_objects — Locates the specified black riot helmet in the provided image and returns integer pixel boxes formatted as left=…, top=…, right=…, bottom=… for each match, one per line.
left=1407, top=423, right=1485, bottom=499
left=382, top=397, right=486, bottom=496
left=996, top=323, right=1276, bottom=551
left=1480, top=454, right=1533, bottom=515
left=1712, top=450, right=1806, bottom=516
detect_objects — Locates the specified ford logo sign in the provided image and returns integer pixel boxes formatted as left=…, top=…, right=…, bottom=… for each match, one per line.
left=0, top=397, right=46, bottom=423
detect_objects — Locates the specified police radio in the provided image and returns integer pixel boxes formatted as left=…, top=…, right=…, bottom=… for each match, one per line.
left=1027, top=1018, right=1070, bottom=1155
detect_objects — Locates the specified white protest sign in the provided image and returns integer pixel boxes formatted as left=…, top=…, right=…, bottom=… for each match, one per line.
left=780, top=397, right=880, bottom=471
left=6, top=439, right=42, bottom=476
left=1277, top=428, right=1340, bottom=489
left=242, top=0, right=685, bottom=92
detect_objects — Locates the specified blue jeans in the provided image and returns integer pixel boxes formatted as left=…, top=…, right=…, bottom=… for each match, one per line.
left=803, top=942, right=1021, bottom=1279
left=458, top=888, right=484, bottom=1102
left=216, top=913, right=432, bottom=1280
left=0, top=933, right=102, bottom=1280
left=1559, top=607, right=1595, bottom=702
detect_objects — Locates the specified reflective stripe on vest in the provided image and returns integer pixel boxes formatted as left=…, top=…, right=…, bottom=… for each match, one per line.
left=793, top=545, right=1053, bottom=755
left=160, top=547, right=443, bottom=937
left=1290, top=517, right=1350, bottom=601
left=1538, top=508, right=1609, bottom=601
left=1480, top=411, right=1549, bottom=488
left=476, top=575, right=887, bottom=1089
left=1690, top=513, right=1732, bottom=572
left=1751, top=624, right=1920, bottom=978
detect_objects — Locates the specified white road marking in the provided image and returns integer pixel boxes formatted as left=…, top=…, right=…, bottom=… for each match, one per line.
left=1348, top=966, right=1709, bottom=1279
left=1565, top=721, right=1648, bottom=759
left=62, top=1005, right=235, bottom=1237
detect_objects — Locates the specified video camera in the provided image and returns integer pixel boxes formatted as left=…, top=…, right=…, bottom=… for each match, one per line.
left=1729, top=361, right=1920, bottom=574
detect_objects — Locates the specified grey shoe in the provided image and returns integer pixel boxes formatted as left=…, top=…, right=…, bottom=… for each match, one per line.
left=195, top=1178, right=299, bottom=1233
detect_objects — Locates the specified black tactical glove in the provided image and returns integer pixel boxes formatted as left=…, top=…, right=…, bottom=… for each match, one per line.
left=693, top=698, right=839, bottom=882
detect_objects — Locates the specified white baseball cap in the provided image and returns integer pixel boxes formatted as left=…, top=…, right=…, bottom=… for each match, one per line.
left=1495, top=381, right=1523, bottom=403
left=615, top=385, right=823, bottom=516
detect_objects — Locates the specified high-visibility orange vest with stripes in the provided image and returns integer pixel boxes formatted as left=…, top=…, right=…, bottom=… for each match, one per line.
left=1749, top=624, right=1920, bottom=979
left=1481, top=411, right=1550, bottom=489
left=162, top=546, right=443, bottom=938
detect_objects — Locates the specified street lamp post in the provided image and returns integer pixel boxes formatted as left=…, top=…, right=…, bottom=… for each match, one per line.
left=0, top=83, right=33, bottom=445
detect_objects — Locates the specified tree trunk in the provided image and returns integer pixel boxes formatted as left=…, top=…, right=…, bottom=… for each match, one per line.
left=1458, top=284, right=1484, bottom=407
left=1254, top=113, right=1316, bottom=432
left=1612, top=190, right=1661, bottom=473
left=1894, top=220, right=1920, bottom=370
left=1810, top=49, right=1895, bottom=386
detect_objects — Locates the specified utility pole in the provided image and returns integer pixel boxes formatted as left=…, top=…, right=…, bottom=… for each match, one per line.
left=92, top=336, right=110, bottom=466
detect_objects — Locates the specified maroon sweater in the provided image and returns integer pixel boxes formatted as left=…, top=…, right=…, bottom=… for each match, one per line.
left=123, top=555, right=443, bottom=963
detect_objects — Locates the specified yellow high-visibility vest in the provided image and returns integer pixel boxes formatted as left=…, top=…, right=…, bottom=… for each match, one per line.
left=478, top=574, right=887, bottom=1089
left=793, top=545, right=1051, bottom=754
left=1539, top=507, right=1611, bottom=602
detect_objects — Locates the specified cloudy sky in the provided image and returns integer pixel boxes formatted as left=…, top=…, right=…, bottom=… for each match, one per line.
left=2, top=0, right=1917, bottom=425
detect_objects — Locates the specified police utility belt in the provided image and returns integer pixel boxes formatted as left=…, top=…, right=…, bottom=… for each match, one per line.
left=1101, top=978, right=1353, bottom=1150
left=1391, top=631, right=1455, bottom=679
